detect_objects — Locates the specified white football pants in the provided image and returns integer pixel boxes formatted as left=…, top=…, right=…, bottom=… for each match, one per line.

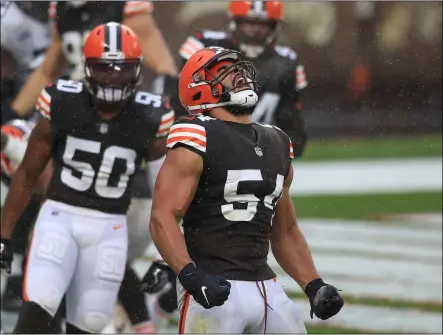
left=23, top=200, right=128, bottom=333
left=177, top=278, right=307, bottom=334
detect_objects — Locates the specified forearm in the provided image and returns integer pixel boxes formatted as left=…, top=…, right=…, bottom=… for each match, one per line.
left=149, top=212, right=193, bottom=274
left=11, top=67, right=53, bottom=117
left=272, top=225, right=320, bottom=290
left=1, top=168, right=38, bottom=238
left=142, top=29, right=177, bottom=76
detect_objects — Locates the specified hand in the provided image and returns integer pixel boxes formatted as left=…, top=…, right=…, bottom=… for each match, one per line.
left=178, top=263, right=231, bottom=309
left=305, top=278, right=344, bottom=320
left=141, top=260, right=174, bottom=294
left=0, top=238, right=13, bottom=274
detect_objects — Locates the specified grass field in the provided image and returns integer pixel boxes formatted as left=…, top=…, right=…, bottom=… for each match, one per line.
left=292, top=191, right=442, bottom=220
left=301, top=134, right=442, bottom=161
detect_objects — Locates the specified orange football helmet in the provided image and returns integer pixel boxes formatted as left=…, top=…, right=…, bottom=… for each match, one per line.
left=83, top=22, right=142, bottom=108
left=228, top=1, right=283, bottom=58
left=179, top=47, right=259, bottom=114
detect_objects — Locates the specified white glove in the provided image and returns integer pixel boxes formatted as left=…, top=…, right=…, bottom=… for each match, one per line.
left=2, top=134, right=27, bottom=164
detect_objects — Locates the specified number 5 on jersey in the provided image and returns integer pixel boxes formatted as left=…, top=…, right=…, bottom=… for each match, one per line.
left=61, top=136, right=137, bottom=199
left=222, top=169, right=284, bottom=222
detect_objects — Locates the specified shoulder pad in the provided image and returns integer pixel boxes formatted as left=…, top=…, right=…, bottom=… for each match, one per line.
left=257, top=123, right=293, bottom=160
left=134, top=90, right=175, bottom=138
left=179, top=30, right=228, bottom=60
left=274, top=45, right=298, bottom=61
left=36, top=79, right=85, bottom=121
left=166, top=115, right=207, bottom=155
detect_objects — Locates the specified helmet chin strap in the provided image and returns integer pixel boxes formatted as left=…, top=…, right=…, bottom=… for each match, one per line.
left=187, top=89, right=258, bottom=112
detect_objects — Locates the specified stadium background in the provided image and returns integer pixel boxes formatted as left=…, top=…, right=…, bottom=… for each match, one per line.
left=1, top=1, right=442, bottom=333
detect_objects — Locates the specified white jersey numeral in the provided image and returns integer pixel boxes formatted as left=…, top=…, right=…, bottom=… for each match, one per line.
left=135, top=91, right=162, bottom=108
left=61, top=136, right=137, bottom=198
left=221, top=169, right=284, bottom=222
left=56, top=79, right=83, bottom=93
left=250, top=92, right=281, bottom=124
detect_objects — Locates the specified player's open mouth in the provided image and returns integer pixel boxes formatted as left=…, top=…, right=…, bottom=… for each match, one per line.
left=233, top=76, right=249, bottom=90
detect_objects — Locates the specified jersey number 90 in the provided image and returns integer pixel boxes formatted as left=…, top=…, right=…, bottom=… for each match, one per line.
left=61, top=136, right=137, bottom=198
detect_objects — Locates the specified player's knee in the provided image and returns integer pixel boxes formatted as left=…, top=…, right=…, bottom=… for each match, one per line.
left=82, top=312, right=109, bottom=333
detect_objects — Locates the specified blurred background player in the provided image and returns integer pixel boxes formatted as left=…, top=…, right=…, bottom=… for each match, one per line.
left=2, top=2, right=178, bottom=333
left=1, top=1, right=52, bottom=315
left=175, top=0, right=308, bottom=157
left=0, top=22, right=173, bottom=334
left=1, top=1, right=51, bottom=123
left=1, top=120, right=52, bottom=315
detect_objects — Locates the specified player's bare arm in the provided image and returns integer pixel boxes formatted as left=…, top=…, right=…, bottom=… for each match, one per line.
left=0, top=118, right=52, bottom=238
left=124, top=12, right=177, bottom=76
left=11, top=25, right=66, bottom=117
left=271, top=164, right=344, bottom=320
left=271, top=164, right=320, bottom=289
left=149, top=147, right=202, bottom=274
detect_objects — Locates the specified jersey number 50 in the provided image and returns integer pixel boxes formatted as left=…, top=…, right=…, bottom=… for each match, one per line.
left=222, top=169, right=284, bottom=222
left=61, top=136, right=137, bottom=198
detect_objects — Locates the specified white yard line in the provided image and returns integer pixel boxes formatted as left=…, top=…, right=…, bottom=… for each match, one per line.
left=290, top=158, right=442, bottom=195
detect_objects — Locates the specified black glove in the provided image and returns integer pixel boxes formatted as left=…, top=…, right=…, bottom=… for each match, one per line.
left=178, top=263, right=231, bottom=309
left=0, top=237, right=13, bottom=274
left=305, top=278, right=344, bottom=320
left=141, top=260, right=174, bottom=294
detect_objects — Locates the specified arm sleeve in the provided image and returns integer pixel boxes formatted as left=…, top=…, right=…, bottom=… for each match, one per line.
left=166, top=116, right=207, bottom=158
left=36, top=86, right=53, bottom=121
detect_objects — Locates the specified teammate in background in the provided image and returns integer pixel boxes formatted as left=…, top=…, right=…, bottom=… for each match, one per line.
left=6, top=1, right=177, bottom=119
left=1, top=1, right=51, bottom=123
left=0, top=23, right=173, bottom=334
left=3, top=2, right=178, bottom=332
left=149, top=47, right=344, bottom=333
left=175, top=0, right=308, bottom=158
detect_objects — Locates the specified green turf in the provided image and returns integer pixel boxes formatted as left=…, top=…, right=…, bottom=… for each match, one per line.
left=287, top=292, right=443, bottom=314
left=305, top=324, right=388, bottom=334
left=300, top=134, right=442, bottom=161
left=292, top=191, right=442, bottom=220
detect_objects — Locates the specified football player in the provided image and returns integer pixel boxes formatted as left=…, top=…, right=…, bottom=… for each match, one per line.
left=175, top=0, right=308, bottom=158
left=1, top=1, right=51, bottom=123
left=1, top=1, right=52, bottom=312
left=3, top=2, right=177, bottom=332
left=149, top=47, right=344, bottom=333
left=0, top=23, right=173, bottom=334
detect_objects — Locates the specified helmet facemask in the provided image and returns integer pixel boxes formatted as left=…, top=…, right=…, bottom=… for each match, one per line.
left=84, top=59, right=142, bottom=113
left=187, top=49, right=259, bottom=114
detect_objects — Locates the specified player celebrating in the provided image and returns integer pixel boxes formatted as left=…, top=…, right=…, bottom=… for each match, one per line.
left=149, top=47, right=344, bottom=333
left=0, top=23, right=173, bottom=334
left=176, top=0, right=308, bottom=158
